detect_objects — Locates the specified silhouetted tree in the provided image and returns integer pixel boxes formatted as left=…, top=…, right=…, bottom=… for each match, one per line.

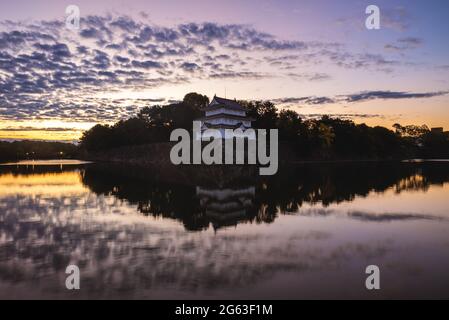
left=183, top=92, right=209, bottom=111
left=277, top=109, right=302, bottom=142
left=0, top=140, right=78, bottom=161
left=78, top=93, right=449, bottom=160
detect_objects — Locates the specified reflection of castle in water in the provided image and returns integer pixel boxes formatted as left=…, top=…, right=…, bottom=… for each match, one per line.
left=16, top=160, right=446, bottom=231
left=196, top=185, right=256, bottom=230
left=196, top=186, right=256, bottom=230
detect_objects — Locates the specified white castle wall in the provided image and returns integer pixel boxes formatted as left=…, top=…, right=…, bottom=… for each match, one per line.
left=205, top=108, right=245, bottom=117
left=200, top=127, right=256, bottom=140
left=205, top=118, right=250, bottom=127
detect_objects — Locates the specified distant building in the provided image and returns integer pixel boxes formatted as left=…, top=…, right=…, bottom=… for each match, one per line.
left=197, top=95, right=255, bottom=139
left=431, top=127, right=444, bottom=133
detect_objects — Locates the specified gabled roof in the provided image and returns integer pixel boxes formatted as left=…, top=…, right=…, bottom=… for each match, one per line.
left=202, top=95, right=245, bottom=111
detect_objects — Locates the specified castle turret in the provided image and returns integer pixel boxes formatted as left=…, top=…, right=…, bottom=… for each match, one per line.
left=198, top=96, right=254, bottom=139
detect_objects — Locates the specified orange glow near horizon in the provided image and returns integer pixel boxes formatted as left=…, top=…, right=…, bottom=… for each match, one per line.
left=0, top=2, right=448, bottom=142
left=3, top=97, right=448, bottom=141
left=0, top=119, right=100, bottom=141
left=0, top=129, right=83, bottom=141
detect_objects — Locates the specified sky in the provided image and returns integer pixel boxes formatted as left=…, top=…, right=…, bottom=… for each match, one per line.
left=0, top=0, right=448, bottom=141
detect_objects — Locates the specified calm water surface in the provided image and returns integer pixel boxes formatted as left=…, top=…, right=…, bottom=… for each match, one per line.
left=0, top=161, right=448, bottom=299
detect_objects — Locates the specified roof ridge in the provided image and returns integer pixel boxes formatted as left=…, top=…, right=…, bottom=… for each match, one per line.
left=215, top=96, right=238, bottom=102
left=210, top=96, right=244, bottom=110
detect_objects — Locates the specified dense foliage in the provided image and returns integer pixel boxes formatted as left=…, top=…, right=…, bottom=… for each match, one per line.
left=78, top=161, right=449, bottom=231
left=79, top=92, right=449, bottom=160
left=0, top=140, right=78, bottom=161
left=79, top=92, right=207, bottom=151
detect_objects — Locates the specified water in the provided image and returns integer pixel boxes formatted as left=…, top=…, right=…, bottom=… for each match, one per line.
left=0, top=160, right=448, bottom=299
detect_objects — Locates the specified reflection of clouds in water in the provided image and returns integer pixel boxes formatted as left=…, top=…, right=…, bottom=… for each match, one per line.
left=296, top=207, right=447, bottom=222
left=1, top=162, right=449, bottom=298
left=0, top=190, right=396, bottom=298
left=0, top=171, right=87, bottom=196
left=348, top=211, right=446, bottom=222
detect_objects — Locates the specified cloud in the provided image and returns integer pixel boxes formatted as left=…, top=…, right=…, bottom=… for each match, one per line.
left=180, top=62, right=200, bottom=72
left=327, top=52, right=400, bottom=72
left=131, top=59, right=164, bottom=69
left=0, top=30, right=55, bottom=49
left=209, top=71, right=269, bottom=79
left=33, top=43, right=71, bottom=59
left=301, top=113, right=385, bottom=120
left=385, top=37, right=423, bottom=51
left=0, top=14, right=432, bottom=125
left=271, top=90, right=449, bottom=108
left=2, top=16, right=331, bottom=113
left=342, top=90, right=449, bottom=102
left=0, top=126, right=83, bottom=132
left=382, top=6, right=412, bottom=32
left=348, top=211, right=445, bottom=222
left=273, top=96, right=335, bottom=105
left=286, top=72, right=331, bottom=81
left=398, top=37, right=423, bottom=46
left=80, top=27, right=101, bottom=38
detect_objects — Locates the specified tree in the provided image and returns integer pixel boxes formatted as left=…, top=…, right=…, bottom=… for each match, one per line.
left=113, top=117, right=153, bottom=146
left=420, top=131, right=449, bottom=158
left=317, top=123, right=335, bottom=148
left=0, top=141, right=78, bottom=161
left=80, top=124, right=113, bottom=151
left=393, top=123, right=429, bottom=138
left=277, top=109, right=302, bottom=141
left=78, top=93, right=449, bottom=161
left=182, top=92, right=209, bottom=111
left=243, top=100, right=278, bottom=129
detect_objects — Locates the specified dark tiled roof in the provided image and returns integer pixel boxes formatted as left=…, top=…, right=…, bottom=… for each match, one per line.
left=202, top=96, right=245, bottom=111
left=214, top=96, right=244, bottom=109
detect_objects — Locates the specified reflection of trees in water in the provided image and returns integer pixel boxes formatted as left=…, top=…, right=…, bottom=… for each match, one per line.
left=78, top=162, right=449, bottom=230
left=260, top=162, right=449, bottom=210
left=394, top=174, right=429, bottom=193
left=81, top=165, right=207, bottom=231
left=0, top=192, right=395, bottom=298
left=1, top=162, right=449, bottom=298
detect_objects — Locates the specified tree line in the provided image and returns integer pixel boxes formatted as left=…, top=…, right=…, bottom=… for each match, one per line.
left=1, top=92, right=446, bottom=162
left=77, top=161, right=449, bottom=231
left=79, top=92, right=449, bottom=160
left=0, top=140, right=78, bottom=162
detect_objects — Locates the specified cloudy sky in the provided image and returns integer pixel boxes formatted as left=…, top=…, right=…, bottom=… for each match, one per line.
left=0, top=0, right=448, bottom=141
